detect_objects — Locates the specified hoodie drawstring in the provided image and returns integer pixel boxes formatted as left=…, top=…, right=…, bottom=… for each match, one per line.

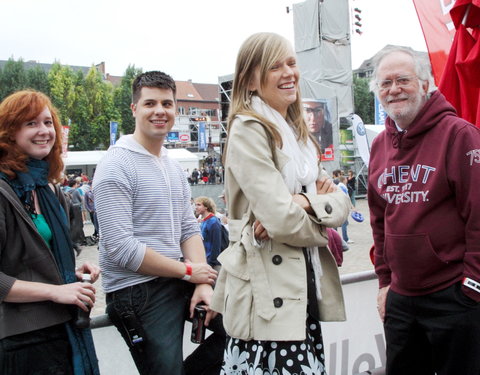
left=391, top=130, right=407, bottom=149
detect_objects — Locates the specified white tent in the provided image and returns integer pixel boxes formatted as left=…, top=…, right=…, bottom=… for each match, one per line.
left=365, top=124, right=385, bottom=145
left=166, top=148, right=201, bottom=172
left=64, top=149, right=199, bottom=177
left=64, top=151, right=107, bottom=167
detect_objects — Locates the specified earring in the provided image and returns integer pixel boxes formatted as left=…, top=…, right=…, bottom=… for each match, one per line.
left=247, top=90, right=254, bottom=104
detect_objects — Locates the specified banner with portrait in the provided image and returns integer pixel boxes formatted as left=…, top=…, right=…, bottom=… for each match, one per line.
left=303, top=98, right=336, bottom=161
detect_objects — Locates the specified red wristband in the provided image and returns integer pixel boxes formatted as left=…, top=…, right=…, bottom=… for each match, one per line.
left=182, top=263, right=192, bottom=281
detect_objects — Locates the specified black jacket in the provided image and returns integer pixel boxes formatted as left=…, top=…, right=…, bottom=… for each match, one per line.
left=0, top=180, right=72, bottom=339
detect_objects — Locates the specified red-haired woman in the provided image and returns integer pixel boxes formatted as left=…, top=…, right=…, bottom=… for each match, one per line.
left=0, top=90, right=100, bottom=374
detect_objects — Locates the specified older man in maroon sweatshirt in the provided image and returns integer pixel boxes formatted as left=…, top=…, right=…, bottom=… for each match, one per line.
left=368, top=46, right=480, bottom=375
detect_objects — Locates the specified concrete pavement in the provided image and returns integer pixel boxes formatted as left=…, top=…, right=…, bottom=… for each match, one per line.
left=338, top=198, right=375, bottom=275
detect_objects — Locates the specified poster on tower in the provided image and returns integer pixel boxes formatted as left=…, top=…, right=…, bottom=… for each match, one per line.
left=303, top=98, right=335, bottom=161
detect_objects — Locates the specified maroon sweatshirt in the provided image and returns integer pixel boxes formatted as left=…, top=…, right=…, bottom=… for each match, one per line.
left=368, top=91, right=480, bottom=301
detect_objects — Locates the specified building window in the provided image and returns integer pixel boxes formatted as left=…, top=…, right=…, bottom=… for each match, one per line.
left=204, top=109, right=216, bottom=117
left=188, top=107, right=199, bottom=116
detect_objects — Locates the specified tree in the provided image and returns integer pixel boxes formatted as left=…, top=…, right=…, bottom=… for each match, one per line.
left=0, top=59, right=143, bottom=150
left=0, top=58, right=26, bottom=100
left=68, top=71, right=92, bottom=150
left=83, top=67, right=119, bottom=150
left=353, top=75, right=375, bottom=124
left=0, top=59, right=136, bottom=150
left=25, top=66, right=50, bottom=95
left=47, top=63, right=77, bottom=125
left=114, top=65, right=142, bottom=135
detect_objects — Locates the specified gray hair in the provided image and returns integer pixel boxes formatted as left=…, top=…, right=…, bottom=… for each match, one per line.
left=369, top=46, right=435, bottom=95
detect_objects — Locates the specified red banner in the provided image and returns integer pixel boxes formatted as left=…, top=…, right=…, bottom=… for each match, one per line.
left=438, top=0, right=480, bottom=126
left=62, top=125, right=70, bottom=157
left=412, top=0, right=456, bottom=85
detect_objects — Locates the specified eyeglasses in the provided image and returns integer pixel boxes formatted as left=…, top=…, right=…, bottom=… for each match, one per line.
left=377, top=75, right=417, bottom=91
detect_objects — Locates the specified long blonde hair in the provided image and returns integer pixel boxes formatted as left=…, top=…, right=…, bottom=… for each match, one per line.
left=226, top=32, right=316, bottom=157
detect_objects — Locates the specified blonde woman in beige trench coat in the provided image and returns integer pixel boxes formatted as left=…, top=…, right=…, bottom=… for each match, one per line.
left=210, top=32, right=350, bottom=375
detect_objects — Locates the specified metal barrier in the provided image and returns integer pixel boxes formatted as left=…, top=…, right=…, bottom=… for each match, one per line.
left=90, top=313, right=111, bottom=329
left=341, top=269, right=377, bottom=285
left=91, top=270, right=380, bottom=329
left=90, top=270, right=386, bottom=375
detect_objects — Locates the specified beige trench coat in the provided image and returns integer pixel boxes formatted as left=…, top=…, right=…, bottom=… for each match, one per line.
left=211, top=115, right=350, bottom=341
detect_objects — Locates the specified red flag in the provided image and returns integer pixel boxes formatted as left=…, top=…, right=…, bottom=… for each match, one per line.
left=439, top=1, right=480, bottom=126
left=412, top=0, right=456, bottom=85
left=450, top=0, right=480, bottom=29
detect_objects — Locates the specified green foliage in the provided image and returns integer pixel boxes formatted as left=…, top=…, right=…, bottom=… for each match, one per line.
left=68, top=71, right=91, bottom=150
left=48, top=63, right=77, bottom=125
left=0, top=60, right=48, bottom=100
left=25, top=66, right=50, bottom=95
left=114, top=65, right=142, bottom=135
left=82, top=67, right=119, bottom=150
left=353, top=75, right=375, bottom=124
left=0, top=58, right=128, bottom=150
left=0, top=58, right=26, bottom=100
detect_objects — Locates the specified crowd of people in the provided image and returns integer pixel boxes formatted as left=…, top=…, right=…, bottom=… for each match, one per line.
left=188, top=165, right=224, bottom=185
left=60, top=174, right=99, bottom=254
left=1, top=33, right=480, bottom=375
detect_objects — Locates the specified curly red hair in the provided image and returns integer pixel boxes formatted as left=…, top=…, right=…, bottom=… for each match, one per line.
left=0, top=90, right=64, bottom=181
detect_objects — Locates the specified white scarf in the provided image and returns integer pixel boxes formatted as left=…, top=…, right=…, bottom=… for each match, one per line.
left=251, top=96, right=323, bottom=299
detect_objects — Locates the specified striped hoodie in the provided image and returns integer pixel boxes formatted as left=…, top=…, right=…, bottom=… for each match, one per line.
left=93, top=135, right=200, bottom=293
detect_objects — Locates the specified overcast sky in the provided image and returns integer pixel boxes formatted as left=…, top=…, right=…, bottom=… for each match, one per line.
left=1, top=0, right=428, bottom=83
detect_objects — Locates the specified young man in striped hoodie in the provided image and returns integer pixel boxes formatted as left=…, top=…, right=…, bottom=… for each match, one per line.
left=93, top=71, right=217, bottom=374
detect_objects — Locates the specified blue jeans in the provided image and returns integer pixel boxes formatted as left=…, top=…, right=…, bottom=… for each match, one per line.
left=341, top=219, right=349, bottom=242
left=349, top=191, right=356, bottom=207
left=106, top=278, right=190, bottom=375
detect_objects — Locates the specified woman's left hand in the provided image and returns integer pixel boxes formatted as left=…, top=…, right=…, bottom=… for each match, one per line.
left=254, top=220, right=270, bottom=241
left=76, top=262, right=101, bottom=283
left=316, top=177, right=336, bottom=194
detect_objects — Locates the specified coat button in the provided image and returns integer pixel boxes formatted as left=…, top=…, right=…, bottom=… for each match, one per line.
left=272, top=255, right=282, bottom=265
left=325, top=204, right=332, bottom=214
left=273, top=297, right=283, bottom=308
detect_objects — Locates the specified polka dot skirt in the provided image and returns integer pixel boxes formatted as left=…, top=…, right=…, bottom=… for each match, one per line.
left=220, top=316, right=326, bottom=375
